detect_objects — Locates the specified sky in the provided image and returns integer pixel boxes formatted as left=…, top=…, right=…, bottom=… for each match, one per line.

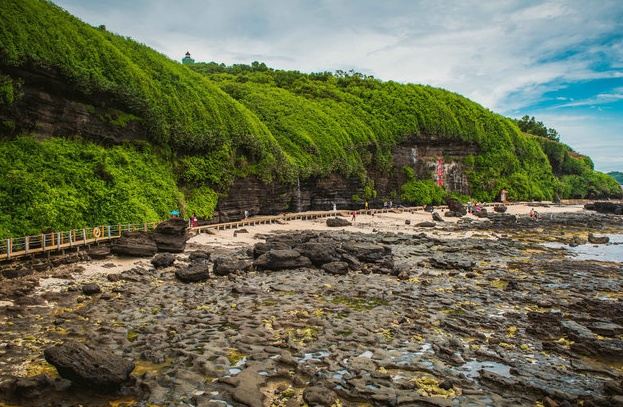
left=53, top=0, right=623, bottom=172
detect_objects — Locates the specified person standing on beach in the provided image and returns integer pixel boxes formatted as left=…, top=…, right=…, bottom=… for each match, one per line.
left=364, top=201, right=369, bottom=211
left=332, top=202, right=337, bottom=217
left=351, top=210, right=357, bottom=222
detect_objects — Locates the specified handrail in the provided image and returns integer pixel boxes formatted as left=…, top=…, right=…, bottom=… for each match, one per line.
left=0, top=222, right=159, bottom=261
left=0, top=200, right=553, bottom=262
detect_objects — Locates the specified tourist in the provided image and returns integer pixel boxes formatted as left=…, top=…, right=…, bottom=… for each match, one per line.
left=332, top=202, right=337, bottom=217
left=364, top=201, right=369, bottom=210
left=244, top=210, right=249, bottom=219
left=529, top=208, right=539, bottom=221
left=191, top=213, right=198, bottom=227
left=389, top=200, right=393, bottom=209
left=351, top=210, right=357, bottom=222
left=467, top=201, right=473, bottom=214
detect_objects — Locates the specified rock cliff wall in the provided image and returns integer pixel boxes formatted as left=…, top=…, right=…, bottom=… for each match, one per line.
left=214, top=138, right=478, bottom=222
left=0, top=64, right=147, bottom=144
left=1, top=64, right=477, bottom=223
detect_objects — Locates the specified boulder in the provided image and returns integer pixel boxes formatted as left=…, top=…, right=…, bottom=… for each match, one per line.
left=588, top=233, right=609, bottom=244
left=112, top=231, right=157, bottom=257
left=404, top=219, right=411, bottom=225
left=445, top=197, right=467, bottom=216
left=87, top=246, right=111, bottom=260
left=424, top=204, right=435, bottom=213
left=44, top=341, right=134, bottom=389
left=188, top=250, right=210, bottom=263
left=81, top=284, right=101, bottom=295
left=303, top=385, right=338, bottom=406
left=415, top=221, right=436, bottom=228
left=432, top=212, right=444, bottom=222
left=175, top=264, right=210, bottom=283
left=254, top=249, right=312, bottom=271
left=493, top=204, right=507, bottom=213
left=585, top=202, right=623, bottom=215
left=473, top=208, right=488, bottom=218
left=152, top=218, right=189, bottom=253
left=326, top=217, right=352, bottom=227
left=252, top=241, right=290, bottom=258
left=295, top=242, right=339, bottom=266
left=151, top=253, right=176, bottom=268
left=212, top=257, right=253, bottom=276
left=321, top=261, right=349, bottom=275
left=342, top=242, right=390, bottom=262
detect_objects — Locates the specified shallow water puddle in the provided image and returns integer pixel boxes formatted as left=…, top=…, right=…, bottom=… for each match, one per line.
left=542, top=234, right=623, bottom=262
left=458, top=360, right=512, bottom=379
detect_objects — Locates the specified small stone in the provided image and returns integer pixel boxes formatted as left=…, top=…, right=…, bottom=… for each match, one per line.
left=81, top=284, right=101, bottom=295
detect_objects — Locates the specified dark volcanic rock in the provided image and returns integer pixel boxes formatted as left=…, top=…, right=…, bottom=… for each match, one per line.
left=321, top=261, right=349, bottom=275
left=188, top=250, right=210, bottom=263
left=295, top=242, right=339, bottom=266
left=473, top=208, right=488, bottom=218
left=588, top=233, right=609, bottom=244
left=112, top=231, right=157, bottom=257
left=81, top=284, right=101, bottom=295
left=151, top=253, right=176, bottom=268
left=212, top=257, right=253, bottom=276
left=445, top=197, right=467, bottom=216
left=585, top=201, right=623, bottom=215
left=253, top=242, right=290, bottom=258
left=493, top=204, right=507, bottom=213
left=326, top=217, right=352, bottom=227
left=432, top=212, right=444, bottom=222
left=153, top=218, right=189, bottom=253
left=342, top=242, right=390, bottom=262
left=415, top=221, right=436, bottom=228
left=254, top=249, right=312, bottom=271
left=44, top=341, right=134, bottom=389
left=303, top=385, right=338, bottom=406
left=175, top=264, right=210, bottom=283
left=87, top=246, right=111, bottom=260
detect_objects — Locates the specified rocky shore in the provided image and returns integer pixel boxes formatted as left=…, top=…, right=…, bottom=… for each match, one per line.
left=0, top=206, right=622, bottom=406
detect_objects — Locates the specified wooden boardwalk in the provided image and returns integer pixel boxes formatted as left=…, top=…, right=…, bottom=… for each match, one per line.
left=0, top=201, right=535, bottom=262
left=0, top=223, right=158, bottom=262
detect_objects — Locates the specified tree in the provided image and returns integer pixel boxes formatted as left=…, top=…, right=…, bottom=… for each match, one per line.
left=514, top=115, right=560, bottom=142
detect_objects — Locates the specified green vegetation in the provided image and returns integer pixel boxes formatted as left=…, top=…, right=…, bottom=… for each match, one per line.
left=401, top=167, right=446, bottom=205
left=0, top=137, right=182, bottom=238
left=608, top=171, right=623, bottom=184
left=514, top=115, right=559, bottom=142
left=536, top=137, right=621, bottom=199
left=0, top=0, right=620, bottom=239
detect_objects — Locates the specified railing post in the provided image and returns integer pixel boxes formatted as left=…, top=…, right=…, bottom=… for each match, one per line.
left=25, top=236, right=30, bottom=254
left=57, top=232, right=61, bottom=249
left=42, top=234, right=45, bottom=250
left=6, top=239, right=11, bottom=260
left=143, top=223, right=147, bottom=232
left=69, top=231, right=73, bottom=247
left=107, top=225, right=111, bottom=238
left=118, top=224, right=121, bottom=237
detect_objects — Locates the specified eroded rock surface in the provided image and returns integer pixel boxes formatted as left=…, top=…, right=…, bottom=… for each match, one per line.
left=1, top=211, right=623, bottom=406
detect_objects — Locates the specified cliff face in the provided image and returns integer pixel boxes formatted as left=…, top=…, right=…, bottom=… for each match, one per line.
left=214, top=138, right=478, bottom=221
left=1, top=63, right=478, bottom=223
left=0, top=64, right=147, bottom=144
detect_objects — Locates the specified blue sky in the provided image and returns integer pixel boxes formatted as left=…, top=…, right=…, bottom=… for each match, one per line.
left=54, top=0, right=623, bottom=172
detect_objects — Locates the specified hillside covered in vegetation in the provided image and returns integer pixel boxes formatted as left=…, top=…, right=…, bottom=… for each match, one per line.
left=0, top=0, right=620, bottom=238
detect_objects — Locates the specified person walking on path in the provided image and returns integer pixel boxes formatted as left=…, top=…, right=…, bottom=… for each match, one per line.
left=332, top=202, right=337, bottom=217
left=351, top=210, right=357, bottom=222
left=364, top=201, right=369, bottom=211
